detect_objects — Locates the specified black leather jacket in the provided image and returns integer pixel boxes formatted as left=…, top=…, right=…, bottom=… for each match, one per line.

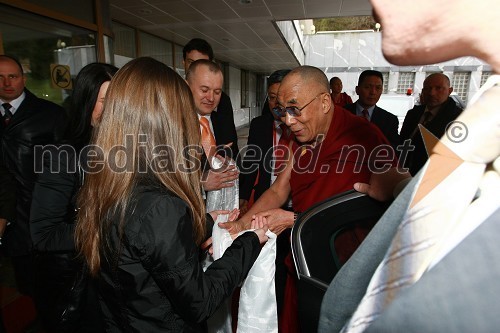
left=98, top=184, right=261, bottom=332
left=1, top=89, right=67, bottom=255
left=30, top=144, right=80, bottom=252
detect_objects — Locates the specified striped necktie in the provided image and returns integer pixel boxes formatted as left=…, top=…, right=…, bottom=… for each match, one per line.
left=2, top=103, right=13, bottom=125
left=361, top=109, right=370, bottom=120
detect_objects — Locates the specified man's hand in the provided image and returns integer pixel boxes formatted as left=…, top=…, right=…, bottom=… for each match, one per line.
left=252, top=208, right=294, bottom=236
left=354, top=167, right=411, bottom=201
left=218, top=219, right=247, bottom=237
left=239, top=199, right=249, bottom=215
left=202, top=163, right=239, bottom=191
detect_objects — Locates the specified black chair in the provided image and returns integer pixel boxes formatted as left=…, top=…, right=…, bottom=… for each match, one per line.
left=291, top=190, right=389, bottom=333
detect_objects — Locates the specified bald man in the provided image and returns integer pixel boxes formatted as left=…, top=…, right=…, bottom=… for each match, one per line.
left=400, top=73, right=463, bottom=175
left=221, top=65, right=399, bottom=331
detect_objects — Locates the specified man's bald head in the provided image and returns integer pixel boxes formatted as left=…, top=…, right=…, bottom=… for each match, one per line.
left=283, top=65, right=330, bottom=93
left=422, top=73, right=453, bottom=108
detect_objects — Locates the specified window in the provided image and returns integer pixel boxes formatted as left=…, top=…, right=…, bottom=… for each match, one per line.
left=241, top=69, right=249, bottom=108
left=452, top=72, right=470, bottom=104
left=139, top=32, right=172, bottom=67
left=173, top=44, right=185, bottom=77
left=381, top=72, right=389, bottom=93
left=396, top=72, right=415, bottom=94
left=113, top=22, right=136, bottom=67
left=480, top=71, right=492, bottom=87
left=1, top=5, right=97, bottom=106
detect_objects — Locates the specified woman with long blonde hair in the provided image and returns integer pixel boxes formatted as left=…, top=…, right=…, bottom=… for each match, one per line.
left=75, top=57, right=267, bottom=332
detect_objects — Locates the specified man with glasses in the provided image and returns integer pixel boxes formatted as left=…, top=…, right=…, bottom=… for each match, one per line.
left=240, top=69, right=292, bottom=212
left=239, top=69, right=291, bottom=318
left=222, top=65, right=398, bottom=331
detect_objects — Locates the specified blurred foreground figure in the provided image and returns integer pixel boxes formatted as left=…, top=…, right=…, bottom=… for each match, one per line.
left=319, top=0, right=500, bottom=332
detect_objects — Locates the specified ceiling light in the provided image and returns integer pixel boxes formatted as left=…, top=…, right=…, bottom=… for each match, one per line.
left=239, top=0, right=252, bottom=4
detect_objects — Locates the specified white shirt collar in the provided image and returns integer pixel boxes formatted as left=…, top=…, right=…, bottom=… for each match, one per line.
left=1, top=91, right=25, bottom=115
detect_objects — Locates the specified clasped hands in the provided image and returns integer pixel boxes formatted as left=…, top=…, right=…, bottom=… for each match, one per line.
left=218, top=208, right=294, bottom=238
left=201, top=208, right=269, bottom=255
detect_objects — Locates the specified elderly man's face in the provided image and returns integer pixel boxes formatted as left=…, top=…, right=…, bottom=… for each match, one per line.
left=277, top=74, right=329, bottom=143
left=422, top=74, right=452, bottom=108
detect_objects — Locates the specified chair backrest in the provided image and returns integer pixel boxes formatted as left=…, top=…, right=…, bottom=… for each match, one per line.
left=291, top=190, right=389, bottom=290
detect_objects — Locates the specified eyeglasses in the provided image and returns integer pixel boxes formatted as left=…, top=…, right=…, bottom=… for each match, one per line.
left=272, top=93, right=323, bottom=118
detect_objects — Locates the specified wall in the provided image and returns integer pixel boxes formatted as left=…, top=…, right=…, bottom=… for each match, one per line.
left=304, top=31, right=490, bottom=104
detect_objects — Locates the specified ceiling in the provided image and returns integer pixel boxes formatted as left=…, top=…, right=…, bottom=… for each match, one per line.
left=109, top=0, right=373, bottom=74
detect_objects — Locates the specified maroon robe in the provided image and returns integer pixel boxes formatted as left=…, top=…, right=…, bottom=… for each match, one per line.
left=280, top=107, right=398, bottom=333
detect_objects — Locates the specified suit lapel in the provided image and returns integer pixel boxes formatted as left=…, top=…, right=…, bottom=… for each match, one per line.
left=210, top=111, right=219, bottom=144
left=370, top=106, right=380, bottom=124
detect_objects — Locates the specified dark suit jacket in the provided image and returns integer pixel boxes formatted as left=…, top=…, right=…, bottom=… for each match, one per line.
left=344, top=102, right=400, bottom=150
left=0, top=89, right=67, bottom=256
left=0, top=160, right=16, bottom=221
left=210, top=91, right=240, bottom=162
left=240, top=113, right=274, bottom=201
left=399, top=97, right=462, bottom=175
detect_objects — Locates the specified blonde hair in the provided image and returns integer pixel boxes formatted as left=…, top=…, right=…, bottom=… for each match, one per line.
left=75, top=57, right=206, bottom=276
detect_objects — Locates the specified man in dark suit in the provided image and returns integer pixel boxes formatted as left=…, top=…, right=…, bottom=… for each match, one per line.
left=318, top=0, right=500, bottom=331
left=186, top=59, right=240, bottom=188
left=0, top=55, right=67, bottom=298
left=400, top=73, right=462, bottom=175
left=344, top=70, right=400, bottom=150
left=183, top=38, right=240, bottom=191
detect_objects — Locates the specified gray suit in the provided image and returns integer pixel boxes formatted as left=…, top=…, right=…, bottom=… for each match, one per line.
left=365, top=207, right=500, bottom=333
left=319, top=172, right=500, bottom=332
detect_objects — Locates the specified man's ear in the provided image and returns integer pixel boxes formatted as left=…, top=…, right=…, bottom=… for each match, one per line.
left=449, top=87, right=453, bottom=95
left=355, top=85, right=360, bottom=96
left=321, top=92, right=331, bottom=114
